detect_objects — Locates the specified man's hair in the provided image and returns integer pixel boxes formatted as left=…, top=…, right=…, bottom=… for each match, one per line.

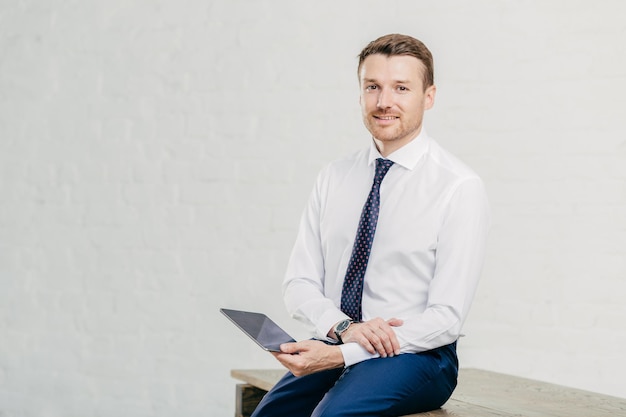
left=358, top=34, right=434, bottom=90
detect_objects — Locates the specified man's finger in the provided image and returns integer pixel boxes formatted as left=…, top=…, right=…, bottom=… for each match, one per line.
left=387, top=318, right=404, bottom=327
left=369, top=320, right=400, bottom=356
left=279, top=342, right=300, bottom=354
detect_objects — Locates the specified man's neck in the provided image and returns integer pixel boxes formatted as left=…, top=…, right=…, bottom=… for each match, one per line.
left=373, top=128, right=423, bottom=158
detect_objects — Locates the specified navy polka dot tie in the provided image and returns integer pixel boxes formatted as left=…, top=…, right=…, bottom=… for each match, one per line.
left=340, top=158, right=394, bottom=322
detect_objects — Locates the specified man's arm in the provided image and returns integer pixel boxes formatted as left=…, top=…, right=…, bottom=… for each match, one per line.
left=282, top=168, right=341, bottom=339
left=388, top=177, right=491, bottom=353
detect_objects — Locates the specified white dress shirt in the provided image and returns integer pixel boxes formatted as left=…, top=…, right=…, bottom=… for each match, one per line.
left=283, top=130, right=490, bottom=367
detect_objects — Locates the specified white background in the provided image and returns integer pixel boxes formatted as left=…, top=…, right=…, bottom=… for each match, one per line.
left=1, top=1, right=625, bottom=416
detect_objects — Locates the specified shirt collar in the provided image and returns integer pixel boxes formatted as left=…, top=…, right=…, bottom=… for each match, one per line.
left=367, top=129, right=431, bottom=170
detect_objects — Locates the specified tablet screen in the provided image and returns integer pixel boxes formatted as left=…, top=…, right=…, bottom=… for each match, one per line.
left=220, top=308, right=296, bottom=352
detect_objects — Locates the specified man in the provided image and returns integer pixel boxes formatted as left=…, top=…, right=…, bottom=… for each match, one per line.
left=252, top=34, right=490, bottom=417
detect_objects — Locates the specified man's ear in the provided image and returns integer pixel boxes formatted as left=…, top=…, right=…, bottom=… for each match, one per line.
left=424, top=85, right=436, bottom=110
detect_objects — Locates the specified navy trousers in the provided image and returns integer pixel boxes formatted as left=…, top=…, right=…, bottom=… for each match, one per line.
left=251, top=342, right=458, bottom=417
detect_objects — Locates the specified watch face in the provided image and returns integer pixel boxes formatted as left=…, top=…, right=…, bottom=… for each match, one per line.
left=337, top=320, right=350, bottom=332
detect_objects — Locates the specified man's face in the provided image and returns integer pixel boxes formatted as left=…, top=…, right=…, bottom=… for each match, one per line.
left=359, top=54, right=435, bottom=154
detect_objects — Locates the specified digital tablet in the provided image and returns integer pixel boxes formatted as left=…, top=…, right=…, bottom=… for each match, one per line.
left=220, top=308, right=296, bottom=352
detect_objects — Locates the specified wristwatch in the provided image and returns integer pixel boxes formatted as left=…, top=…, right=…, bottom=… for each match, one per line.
left=333, top=319, right=354, bottom=343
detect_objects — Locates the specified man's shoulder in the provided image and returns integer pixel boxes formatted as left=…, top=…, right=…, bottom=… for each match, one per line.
left=321, top=148, right=369, bottom=176
left=425, top=137, right=481, bottom=181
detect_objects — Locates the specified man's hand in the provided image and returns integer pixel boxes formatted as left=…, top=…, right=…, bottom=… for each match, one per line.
left=272, top=340, right=344, bottom=377
left=341, top=317, right=403, bottom=358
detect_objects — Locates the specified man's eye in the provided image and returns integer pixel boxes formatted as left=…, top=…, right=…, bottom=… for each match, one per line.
left=366, top=85, right=378, bottom=91
left=397, top=86, right=407, bottom=91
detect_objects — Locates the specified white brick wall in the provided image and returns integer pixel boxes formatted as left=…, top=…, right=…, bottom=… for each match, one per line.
left=1, top=1, right=625, bottom=415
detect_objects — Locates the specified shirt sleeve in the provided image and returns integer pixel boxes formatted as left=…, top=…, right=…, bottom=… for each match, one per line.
left=282, top=168, right=349, bottom=341
left=393, top=176, right=491, bottom=354
left=283, top=167, right=383, bottom=367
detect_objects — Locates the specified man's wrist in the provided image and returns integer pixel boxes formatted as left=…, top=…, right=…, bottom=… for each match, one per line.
left=332, top=319, right=354, bottom=343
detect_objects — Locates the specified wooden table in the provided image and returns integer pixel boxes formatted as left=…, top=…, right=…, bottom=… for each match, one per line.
left=231, top=368, right=626, bottom=417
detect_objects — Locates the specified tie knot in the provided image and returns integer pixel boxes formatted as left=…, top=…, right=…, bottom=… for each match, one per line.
left=374, top=158, right=394, bottom=184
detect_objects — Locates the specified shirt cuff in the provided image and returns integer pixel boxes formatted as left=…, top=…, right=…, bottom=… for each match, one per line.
left=339, top=342, right=380, bottom=367
left=316, top=310, right=350, bottom=340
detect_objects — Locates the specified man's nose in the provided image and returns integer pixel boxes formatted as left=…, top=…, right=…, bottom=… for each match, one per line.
left=377, top=88, right=392, bottom=109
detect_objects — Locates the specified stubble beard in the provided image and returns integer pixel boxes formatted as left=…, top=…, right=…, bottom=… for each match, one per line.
left=364, top=114, right=422, bottom=145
